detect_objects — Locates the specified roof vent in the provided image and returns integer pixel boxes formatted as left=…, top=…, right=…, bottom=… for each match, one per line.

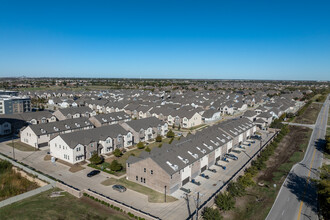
left=188, top=151, right=198, bottom=159
left=166, top=161, right=178, bottom=171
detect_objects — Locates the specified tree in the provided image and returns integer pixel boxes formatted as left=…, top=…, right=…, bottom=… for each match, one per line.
left=89, top=152, right=103, bottom=165
left=137, top=142, right=145, bottom=149
left=227, top=181, right=246, bottom=197
left=202, top=207, right=223, bottom=220
left=166, top=130, right=175, bottom=138
left=215, top=192, right=235, bottom=211
left=113, top=148, right=122, bottom=157
left=156, top=135, right=162, bottom=142
left=110, top=160, right=122, bottom=172
left=145, top=146, right=151, bottom=152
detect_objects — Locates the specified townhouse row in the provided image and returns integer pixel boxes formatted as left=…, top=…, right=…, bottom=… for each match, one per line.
left=126, top=118, right=257, bottom=193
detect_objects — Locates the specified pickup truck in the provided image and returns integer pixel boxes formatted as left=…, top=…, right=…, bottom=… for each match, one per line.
left=200, top=173, right=210, bottom=179
left=180, top=187, right=191, bottom=193
left=191, top=179, right=201, bottom=186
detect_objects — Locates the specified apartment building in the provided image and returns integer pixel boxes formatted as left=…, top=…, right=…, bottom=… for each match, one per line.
left=0, top=95, right=31, bottom=115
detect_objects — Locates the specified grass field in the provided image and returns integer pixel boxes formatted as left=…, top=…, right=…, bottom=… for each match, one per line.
left=101, top=177, right=177, bottom=203
left=293, top=103, right=322, bottom=124
left=0, top=188, right=128, bottom=220
left=224, top=126, right=313, bottom=220
left=0, top=160, right=39, bottom=202
left=7, top=141, right=38, bottom=152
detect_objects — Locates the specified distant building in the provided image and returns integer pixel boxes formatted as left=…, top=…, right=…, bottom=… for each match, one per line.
left=0, top=94, right=31, bottom=115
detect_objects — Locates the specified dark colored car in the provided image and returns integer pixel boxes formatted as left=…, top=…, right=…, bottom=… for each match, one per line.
left=191, top=179, right=201, bottom=186
left=112, top=184, right=127, bottom=192
left=225, top=153, right=238, bottom=160
left=180, top=187, right=191, bottom=193
left=200, top=173, right=210, bottom=179
left=208, top=168, right=217, bottom=173
left=87, top=170, right=100, bottom=177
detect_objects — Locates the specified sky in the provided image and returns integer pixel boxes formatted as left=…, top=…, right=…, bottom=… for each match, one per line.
left=0, top=0, right=330, bottom=80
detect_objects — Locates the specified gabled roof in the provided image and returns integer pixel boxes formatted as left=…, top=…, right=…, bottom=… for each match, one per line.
left=56, top=124, right=129, bottom=149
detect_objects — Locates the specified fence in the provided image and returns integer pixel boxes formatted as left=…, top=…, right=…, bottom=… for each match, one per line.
left=186, top=131, right=278, bottom=220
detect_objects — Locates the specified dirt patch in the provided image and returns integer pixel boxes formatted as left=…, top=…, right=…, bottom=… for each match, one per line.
left=69, top=165, right=85, bottom=173
left=293, top=103, right=322, bottom=124
left=80, top=196, right=126, bottom=216
left=44, top=155, right=51, bottom=161
left=257, top=126, right=310, bottom=182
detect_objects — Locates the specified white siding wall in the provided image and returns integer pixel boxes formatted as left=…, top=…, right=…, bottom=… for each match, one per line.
left=20, top=127, right=38, bottom=148
left=180, top=165, right=192, bottom=182
left=200, top=155, right=208, bottom=168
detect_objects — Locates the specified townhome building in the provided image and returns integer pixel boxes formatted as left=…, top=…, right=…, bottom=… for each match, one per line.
left=0, top=119, right=11, bottom=136
left=89, top=111, right=131, bottom=127
left=20, top=117, right=94, bottom=148
left=53, top=106, right=95, bottom=120
left=49, top=124, right=133, bottom=164
left=120, top=117, right=168, bottom=144
left=126, top=118, right=256, bottom=193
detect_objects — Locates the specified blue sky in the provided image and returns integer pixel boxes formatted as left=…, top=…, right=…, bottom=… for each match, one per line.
left=0, top=0, right=330, bottom=80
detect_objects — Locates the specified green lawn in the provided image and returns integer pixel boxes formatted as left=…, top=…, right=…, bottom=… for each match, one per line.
left=101, top=178, right=177, bottom=203
left=7, top=141, right=38, bottom=152
left=0, top=188, right=128, bottom=220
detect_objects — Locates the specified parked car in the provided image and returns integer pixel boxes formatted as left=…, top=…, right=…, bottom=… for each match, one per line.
left=231, top=149, right=241, bottom=154
left=251, top=135, right=262, bottom=140
left=208, top=168, right=217, bottom=173
left=112, top=184, right=127, bottom=192
left=239, top=145, right=246, bottom=149
left=222, top=157, right=229, bottom=162
left=180, top=187, right=191, bottom=193
left=225, top=153, right=238, bottom=160
left=200, top=173, right=210, bottom=179
left=87, top=170, right=100, bottom=177
left=191, top=179, right=201, bottom=186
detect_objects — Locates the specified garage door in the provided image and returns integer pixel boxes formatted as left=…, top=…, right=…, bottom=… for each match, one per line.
left=201, top=165, right=207, bottom=172
left=182, top=177, right=190, bottom=186
left=216, top=156, right=221, bottom=162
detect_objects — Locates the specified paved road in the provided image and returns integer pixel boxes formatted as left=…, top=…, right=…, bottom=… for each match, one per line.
left=267, top=95, right=329, bottom=220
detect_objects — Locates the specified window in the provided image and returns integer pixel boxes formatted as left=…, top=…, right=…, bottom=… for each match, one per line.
left=128, top=163, right=130, bottom=167
left=143, top=178, right=146, bottom=183
left=144, top=168, right=146, bottom=173
left=136, top=176, right=138, bottom=181
left=141, top=177, right=143, bottom=182
left=151, top=170, right=153, bottom=175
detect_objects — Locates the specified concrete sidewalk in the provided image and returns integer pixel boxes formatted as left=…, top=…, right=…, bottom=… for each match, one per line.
left=0, top=184, right=54, bottom=208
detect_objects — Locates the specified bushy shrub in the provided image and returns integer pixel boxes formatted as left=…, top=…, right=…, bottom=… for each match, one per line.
left=113, top=148, right=122, bottom=157
left=110, top=160, right=122, bottom=172
left=156, top=135, right=162, bottom=142
left=137, top=142, right=145, bottom=149
left=166, top=130, right=175, bottom=138
left=145, top=146, right=151, bottom=152
left=202, top=207, right=223, bottom=220
left=89, top=153, right=103, bottom=165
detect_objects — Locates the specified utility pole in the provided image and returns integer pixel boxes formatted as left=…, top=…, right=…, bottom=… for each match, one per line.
left=12, top=136, right=15, bottom=160
left=193, top=192, right=203, bottom=220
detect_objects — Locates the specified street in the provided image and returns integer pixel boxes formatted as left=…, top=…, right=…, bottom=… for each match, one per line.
left=266, top=95, right=329, bottom=220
